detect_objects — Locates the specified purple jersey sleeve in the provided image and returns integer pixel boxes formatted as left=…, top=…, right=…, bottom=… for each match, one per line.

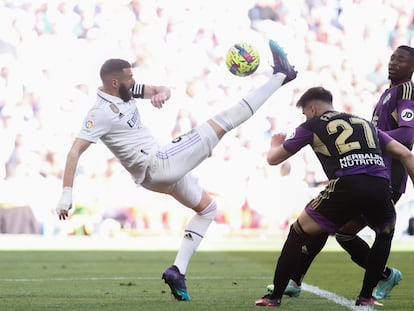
left=386, top=127, right=414, bottom=146
left=283, top=126, right=313, bottom=154
left=377, top=129, right=394, bottom=148
left=397, top=99, right=414, bottom=128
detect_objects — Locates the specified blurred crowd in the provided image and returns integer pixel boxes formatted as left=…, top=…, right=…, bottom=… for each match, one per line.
left=0, top=0, right=413, bottom=237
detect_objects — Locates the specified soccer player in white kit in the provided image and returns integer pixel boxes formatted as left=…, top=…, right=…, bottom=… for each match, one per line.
left=56, top=40, right=297, bottom=301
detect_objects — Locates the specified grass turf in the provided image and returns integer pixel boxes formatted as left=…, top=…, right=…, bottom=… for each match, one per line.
left=0, top=249, right=413, bottom=310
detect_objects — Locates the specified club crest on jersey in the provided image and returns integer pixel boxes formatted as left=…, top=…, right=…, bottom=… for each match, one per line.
left=401, top=108, right=414, bottom=121
left=287, top=130, right=296, bottom=139
left=109, top=103, right=119, bottom=113
left=84, top=119, right=94, bottom=129
left=382, top=93, right=391, bottom=105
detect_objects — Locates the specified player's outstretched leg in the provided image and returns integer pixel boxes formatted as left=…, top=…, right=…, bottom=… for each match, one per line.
left=210, top=40, right=297, bottom=135
left=162, top=265, right=191, bottom=301
left=269, top=40, right=297, bottom=84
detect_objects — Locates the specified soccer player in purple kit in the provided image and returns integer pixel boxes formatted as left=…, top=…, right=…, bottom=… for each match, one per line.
left=334, top=45, right=414, bottom=299
left=269, top=45, right=414, bottom=302
left=255, top=86, right=414, bottom=307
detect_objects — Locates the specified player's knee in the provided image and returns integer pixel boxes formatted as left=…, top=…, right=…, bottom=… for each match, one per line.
left=198, top=200, right=217, bottom=221
left=292, top=220, right=308, bottom=238
left=306, top=233, right=329, bottom=256
left=335, top=232, right=356, bottom=243
left=377, top=224, right=395, bottom=241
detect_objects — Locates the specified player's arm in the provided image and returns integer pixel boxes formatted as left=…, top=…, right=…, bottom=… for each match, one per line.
left=387, top=97, right=414, bottom=145
left=380, top=129, right=414, bottom=185
left=132, top=83, right=171, bottom=109
left=385, top=126, right=414, bottom=146
left=384, top=138, right=414, bottom=186
left=267, top=127, right=311, bottom=165
left=56, top=138, right=92, bottom=220
left=267, top=133, right=293, bottom=165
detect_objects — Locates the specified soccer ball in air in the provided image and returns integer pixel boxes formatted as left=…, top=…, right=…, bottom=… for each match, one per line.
left=225, top=42, right=260, bottom=77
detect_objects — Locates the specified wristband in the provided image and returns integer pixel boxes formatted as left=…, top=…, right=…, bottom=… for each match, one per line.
left=60, top=187, right=73, bottom=205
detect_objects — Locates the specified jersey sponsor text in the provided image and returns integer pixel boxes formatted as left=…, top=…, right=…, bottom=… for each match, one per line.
left=339, top=153, right=385, bottom=168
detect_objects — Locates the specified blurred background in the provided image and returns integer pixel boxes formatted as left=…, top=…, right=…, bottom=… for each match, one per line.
left=1, top=0, right=414, bottom=243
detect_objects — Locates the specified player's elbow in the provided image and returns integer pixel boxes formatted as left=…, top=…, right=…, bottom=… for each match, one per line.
left=267, top=153, right=281, bottom=166
left=400, top=149, right=414, bottom=165
left=267, top=147, right=291, bottom=165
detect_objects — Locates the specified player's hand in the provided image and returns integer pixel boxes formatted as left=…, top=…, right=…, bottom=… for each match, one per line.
left=56, top=187, right=73, bottom=220
left=270, top=133, right=287, bottom=147
left=151, top=93, right=168, bottom=109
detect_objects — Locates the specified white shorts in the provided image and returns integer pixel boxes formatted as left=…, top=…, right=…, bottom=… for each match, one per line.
left=141, top=122, right=219, bottom=208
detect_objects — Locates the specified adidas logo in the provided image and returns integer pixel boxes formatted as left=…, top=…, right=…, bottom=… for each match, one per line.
left=301, top=245, right=309, bottom=255
left=184, top=232, right=193, bottom=241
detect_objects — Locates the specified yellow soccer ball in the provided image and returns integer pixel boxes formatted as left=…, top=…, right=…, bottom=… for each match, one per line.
left=225, top=42, right=260, bottom=77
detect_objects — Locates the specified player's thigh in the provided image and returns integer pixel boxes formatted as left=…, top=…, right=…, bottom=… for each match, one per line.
left=297, top=209, right=325, bottom=235
left=305, top=178, right=356, bottom=234
left=338, top=215, right=367, bottom=234
left=169, top=173, right=204, bottom=209
left=159, top=123, right=218, bottom=180
left=356, top=177, right=395, bottom=230
left=142, top=172, right=203, bottom=209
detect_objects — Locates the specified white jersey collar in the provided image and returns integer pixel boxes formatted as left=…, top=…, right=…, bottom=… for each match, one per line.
left=97, top=88, right=126, bottom=105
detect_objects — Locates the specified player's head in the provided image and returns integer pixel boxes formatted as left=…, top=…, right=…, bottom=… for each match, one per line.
left=100, top=59, right=135, bottom=102
left=388, top=45, right=414, bottom=86
left=296, top=87, right=333, bottom=120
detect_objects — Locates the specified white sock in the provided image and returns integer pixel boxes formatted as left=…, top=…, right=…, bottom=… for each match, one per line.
left=173, top=201, right=217, bottom=274
left=212, top=73, right=286, bottom=131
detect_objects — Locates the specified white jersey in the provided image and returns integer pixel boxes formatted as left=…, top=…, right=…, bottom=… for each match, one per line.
left=77, top=87, right=158, bottom=184
left=77, top=85, right=220, bottom=208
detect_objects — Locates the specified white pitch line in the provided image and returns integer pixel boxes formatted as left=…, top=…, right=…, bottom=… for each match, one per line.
left=0, top=276, right=376, bottom=310
left=302, top=283, right=375, bottom=311
left=0, top=277, right=137, bottom=282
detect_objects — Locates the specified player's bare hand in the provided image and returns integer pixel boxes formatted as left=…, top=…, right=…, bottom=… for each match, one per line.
left=151, top=93, right=168, bottom=109
left=57, top=204, right=72, bottom=220
left=58, top=207, right=71, bottom=220
left=270, top=133, right=287, bottom=147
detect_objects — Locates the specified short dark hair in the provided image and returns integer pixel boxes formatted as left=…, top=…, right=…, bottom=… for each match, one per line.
left=296, top=87, right=333, bottom=108
left=100, top=59, right=131, bottom=81
left=397, top=45, right=414, bottom=57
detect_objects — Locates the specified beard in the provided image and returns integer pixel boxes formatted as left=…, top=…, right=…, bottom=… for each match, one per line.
left=119, top=83, right=132, bottom=102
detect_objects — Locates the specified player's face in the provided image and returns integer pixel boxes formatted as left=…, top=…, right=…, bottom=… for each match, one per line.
left=388, top=48, right=414, bottom=85
left=118, top=68, right=135, bottom=102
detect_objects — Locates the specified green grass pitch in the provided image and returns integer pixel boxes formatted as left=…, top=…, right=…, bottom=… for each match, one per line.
left=0, top=249, right=413, bottom=311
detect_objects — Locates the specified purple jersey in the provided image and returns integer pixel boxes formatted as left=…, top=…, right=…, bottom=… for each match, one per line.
left=283, top=110, right=390, bottom=180
left=372, top=81, right=414, bottom=194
